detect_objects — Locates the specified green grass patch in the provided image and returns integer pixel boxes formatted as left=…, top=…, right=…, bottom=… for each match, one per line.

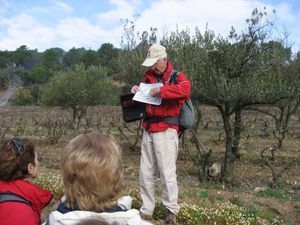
left=201, top=181, right=224, bottom=190
left=256, top=187, right=287, bottom=199
left=215, top=194, right=225, bottom=201
left=180, top=188, right=210, bottom=200
left=294, top=205, right=300, bottom=213
left=199, top=189, right=209, bottom=199
left=256, top=187, right=300, bottom=201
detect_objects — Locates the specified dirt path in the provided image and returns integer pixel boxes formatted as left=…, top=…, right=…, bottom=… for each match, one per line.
left=0, top=85, right=14, bottom=106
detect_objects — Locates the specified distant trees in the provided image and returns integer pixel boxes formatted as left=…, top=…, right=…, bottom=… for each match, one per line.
left=0, top=43, right=121, bottom=105
left=0, top=50, right=11, bottom=68
left=0, top=45, right=42, bottom=88
left=13, top=45, right=33, bottom=68
left=12, top=45, right=42, bottom=70
left=0, top=67, right=12, bottom=89
left=0, top=51, right=13, bottom=89
left=62, top=47, right=84, bottom=67
left=42, top=47, right=64, bottom=71
left=97, top=43, right=118, bottom=66
left=97, top=43, right=119, bottom=76
left=79, top=49, right=98, bottom=68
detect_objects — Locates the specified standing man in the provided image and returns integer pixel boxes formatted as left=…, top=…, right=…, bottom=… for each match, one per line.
left=131, top=44, right=191, bottom=225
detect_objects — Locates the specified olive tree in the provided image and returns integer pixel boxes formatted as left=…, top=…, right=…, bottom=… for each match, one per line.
left=184, top=9, right=295, bottom=184
left=40, top=64, right=118, bottom=129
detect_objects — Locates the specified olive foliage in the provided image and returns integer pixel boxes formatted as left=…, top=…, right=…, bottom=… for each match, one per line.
left=40, top=64, right=118, bottom=129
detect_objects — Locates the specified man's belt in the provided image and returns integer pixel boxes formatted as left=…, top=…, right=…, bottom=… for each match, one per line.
left=145, top=116, right=179, bottom=125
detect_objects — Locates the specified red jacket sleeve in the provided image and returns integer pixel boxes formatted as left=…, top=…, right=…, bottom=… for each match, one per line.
left=160, top=72, right=191, bottom=99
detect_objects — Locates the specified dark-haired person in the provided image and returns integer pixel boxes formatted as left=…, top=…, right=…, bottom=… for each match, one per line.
left=45, top=133, right=152, bottom=225
left=0, top=138, right=53, bottom=225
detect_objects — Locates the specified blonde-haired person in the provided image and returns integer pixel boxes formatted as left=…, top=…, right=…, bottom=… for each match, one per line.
left=46, top=133, right=152, bottom=225
left=0, top=138, right=53, bottom=225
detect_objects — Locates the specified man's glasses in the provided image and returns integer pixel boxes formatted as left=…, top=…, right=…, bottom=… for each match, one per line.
left=10, top=138, right=24, bottom=156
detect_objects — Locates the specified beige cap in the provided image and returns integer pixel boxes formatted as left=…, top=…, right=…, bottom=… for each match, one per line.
left=142, top=44, right=167, bottom=67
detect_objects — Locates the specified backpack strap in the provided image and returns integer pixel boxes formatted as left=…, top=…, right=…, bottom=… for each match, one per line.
left=0, top=192, right=32, bottom=207
left=57, top=201, right=128, bottom=214
left=167, top=69, right=179, bottom=84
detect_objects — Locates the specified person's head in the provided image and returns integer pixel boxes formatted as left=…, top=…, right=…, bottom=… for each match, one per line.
left=0, top=138, right=39, bottom=182
left=61, top=133, right=123, bottom=211
left=75, top=218, right=110, bottom=225
left=142, top=43, right=168, bottom=75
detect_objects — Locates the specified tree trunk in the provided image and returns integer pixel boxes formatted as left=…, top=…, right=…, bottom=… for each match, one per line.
left=220, top=105, right=235, bottom=184
left=232, top=107, right=242, bottom=158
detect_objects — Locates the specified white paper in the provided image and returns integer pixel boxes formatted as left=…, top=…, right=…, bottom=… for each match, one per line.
left=133, top=82, right=163, bottom=105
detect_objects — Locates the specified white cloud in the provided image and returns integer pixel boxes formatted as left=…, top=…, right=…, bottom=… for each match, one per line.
left=128, top=0, right=299, bottom=53
left=98, top=0, right=135, bottom=22
left=53, top=0, right=73, bottom=13
left=0, top=0, right=299, bottom=52
left=55, top=17, right=122, bottom=50
left=134, top=0, right=267, bottom=39
left=27, top=6, right=52, bottom=15
left=27, top=0, right=73, bottom=15
left=95, top=0, right=146, bottom=30
left=0, top=13, right=56, bottom=50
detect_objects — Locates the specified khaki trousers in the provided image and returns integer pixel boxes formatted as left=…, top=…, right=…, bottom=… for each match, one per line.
left=139, top=128, right=180, bottom=215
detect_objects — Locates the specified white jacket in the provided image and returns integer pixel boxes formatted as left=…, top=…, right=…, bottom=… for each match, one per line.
left=44, top=196, right=152, bottom=225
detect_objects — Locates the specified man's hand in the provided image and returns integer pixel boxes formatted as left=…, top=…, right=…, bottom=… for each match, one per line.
left=131, top=85, right=139, bottom=94
left=149, top=87, right=160, bottom=97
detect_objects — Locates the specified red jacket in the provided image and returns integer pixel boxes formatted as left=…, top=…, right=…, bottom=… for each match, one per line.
left=141, top=61, right=191, bottom=132
left=0, top=179, right=53, bottom=225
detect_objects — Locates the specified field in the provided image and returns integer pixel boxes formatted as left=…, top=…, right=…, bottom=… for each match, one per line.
left=0, top=105, right=299, bottom=224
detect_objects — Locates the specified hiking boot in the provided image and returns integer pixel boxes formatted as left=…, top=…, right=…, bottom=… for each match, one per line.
left=139, top=211, right=152, bottom=221
left=165, top=210, right=176, bottom=224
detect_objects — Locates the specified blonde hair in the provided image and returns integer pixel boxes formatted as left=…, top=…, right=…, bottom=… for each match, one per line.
left=61, top=133, right=123, bottom=211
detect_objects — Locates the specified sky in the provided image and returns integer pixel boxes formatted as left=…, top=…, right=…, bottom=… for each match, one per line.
left=0, top=0, right=299, bottom=53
